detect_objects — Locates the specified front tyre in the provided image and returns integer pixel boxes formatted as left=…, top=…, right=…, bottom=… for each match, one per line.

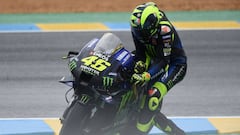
left=59, top=101, right=91, bottom=135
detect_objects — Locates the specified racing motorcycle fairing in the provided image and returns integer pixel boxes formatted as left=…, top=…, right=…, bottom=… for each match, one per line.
left=59, top=33, right=140, bottom=135
left=68, top=33, right=135, bottom=96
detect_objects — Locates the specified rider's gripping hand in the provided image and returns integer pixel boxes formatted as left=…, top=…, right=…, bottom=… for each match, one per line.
left=131, top=72, right=151, bottom=86
left=134, top=61, right=147, bottom=74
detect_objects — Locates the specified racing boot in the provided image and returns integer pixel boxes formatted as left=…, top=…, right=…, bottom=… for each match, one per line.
left=154, top=112, right=186, bottom=135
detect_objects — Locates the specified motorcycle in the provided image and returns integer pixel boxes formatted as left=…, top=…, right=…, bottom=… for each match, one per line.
left=59, top=33, right=144, bottom=135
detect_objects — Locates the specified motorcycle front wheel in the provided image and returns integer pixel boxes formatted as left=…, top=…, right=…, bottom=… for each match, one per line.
left=59, top=101, right=92, bottom=135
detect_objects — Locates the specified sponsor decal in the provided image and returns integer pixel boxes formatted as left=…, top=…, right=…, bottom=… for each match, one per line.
left=108, top=72, right=117, bottom=76
left=80, top=65, right=100, bottom=76
left=172, top=66, right=185, bottom=82
left=103, top=76, right=114, bottom=87
left=162, top=35, right=171, bottom=39
left=122, top=54, right=131, bottom=64
left=163, top=48, right=171, bottom=56
left=151, top=68, right=165, bottom=79
left=79, top=94, right=91, bottom=104
left=81, top=55, right=111, bottom=72
left=69, top=59, right=77, bottom=71
left=146, top=44, right=156, bottom=56
left=116, top=51, right=128, bottom=61
left=167, top=80, right=174, bottom=89
left=93, top=51, right=110, bottom=61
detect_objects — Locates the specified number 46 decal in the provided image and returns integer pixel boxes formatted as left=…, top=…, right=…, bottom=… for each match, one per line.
left=81, top=55, right=111, bottom=71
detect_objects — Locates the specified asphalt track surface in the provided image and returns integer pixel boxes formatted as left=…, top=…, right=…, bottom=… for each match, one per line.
left=0, top=30, right=240, bottom=118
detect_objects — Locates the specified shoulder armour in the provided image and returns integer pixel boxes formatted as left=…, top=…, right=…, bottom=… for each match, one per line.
left=161, top=25, right=171, bottom=35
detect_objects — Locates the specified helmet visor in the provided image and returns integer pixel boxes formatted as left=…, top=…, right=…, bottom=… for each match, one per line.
left=132, top=26, right=158, bottom=44
left=142, top=14, right=158, bottom=38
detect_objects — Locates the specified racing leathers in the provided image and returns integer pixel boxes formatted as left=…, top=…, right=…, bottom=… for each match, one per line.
left=131, top=10, right=187, bottom=135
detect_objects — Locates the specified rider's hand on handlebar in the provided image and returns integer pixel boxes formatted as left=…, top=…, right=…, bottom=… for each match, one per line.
left=131, top=72, right=151, bottom=86
left=134, top=61, right=147, bottom=74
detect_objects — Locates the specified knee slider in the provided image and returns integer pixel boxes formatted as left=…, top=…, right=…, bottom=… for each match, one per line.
left=148, top=88, right=161, bottom=111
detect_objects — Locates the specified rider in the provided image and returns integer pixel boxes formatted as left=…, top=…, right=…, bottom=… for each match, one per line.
left=129, top=2, right=187, bottom=135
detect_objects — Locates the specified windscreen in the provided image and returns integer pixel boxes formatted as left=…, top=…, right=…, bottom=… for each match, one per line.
left=93, top=33, right=123, bottom=55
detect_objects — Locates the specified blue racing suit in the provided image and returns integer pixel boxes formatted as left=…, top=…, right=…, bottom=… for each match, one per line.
left=130, top=9, right=187, bottom=135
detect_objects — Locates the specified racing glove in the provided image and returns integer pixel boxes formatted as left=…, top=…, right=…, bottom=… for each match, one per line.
left=131, top=72, right=151, bottom=86
left=134, top=61, right=147, bottom=74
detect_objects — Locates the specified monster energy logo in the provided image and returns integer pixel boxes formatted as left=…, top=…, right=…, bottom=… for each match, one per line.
left=79, top=94, right=90, bottom=104
left=103, top=77, right=113, bottom=87
left=118, top=90, right=133, bottom=112
left=69, top=60, right=77, bottom=71
left=167, top=80, right=174, bottom=89
left=146, top=45, right=156, bottom=56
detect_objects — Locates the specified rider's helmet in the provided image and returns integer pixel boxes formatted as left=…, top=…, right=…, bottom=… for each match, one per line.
left=130, top=2, right=162, bottom=44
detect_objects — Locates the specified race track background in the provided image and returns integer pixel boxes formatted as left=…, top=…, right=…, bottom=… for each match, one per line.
left=0, top=30, right=240, bottom=118
left=0, top=1, right=240, bottom=133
